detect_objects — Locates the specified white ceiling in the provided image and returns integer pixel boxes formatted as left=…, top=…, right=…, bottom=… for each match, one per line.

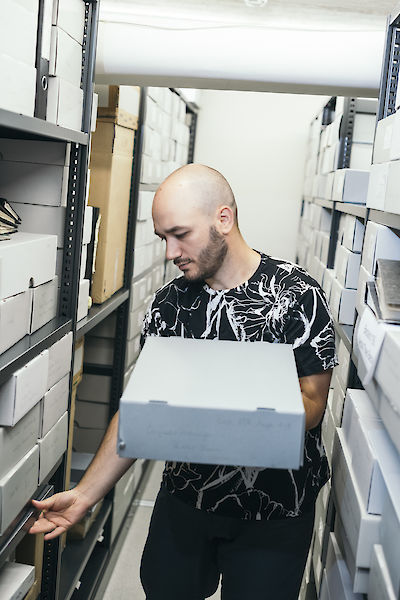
left=101, top=0, right=397, bottom=31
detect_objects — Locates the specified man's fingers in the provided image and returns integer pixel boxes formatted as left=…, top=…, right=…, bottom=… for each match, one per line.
left=44, top=526, right=66, bottom=541
left=29, top=519, right=58, bottom=535
left=32, top=497, right=55, bottom=511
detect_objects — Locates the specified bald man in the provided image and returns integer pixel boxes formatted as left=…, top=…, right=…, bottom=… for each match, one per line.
left=30, top=165, right=337, bottom=600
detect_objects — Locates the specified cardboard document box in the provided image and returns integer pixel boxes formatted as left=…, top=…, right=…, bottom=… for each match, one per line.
left=366, top=163, right=390, bottom=211
left=0, top=136, right=70, bottom=165
left=335, top=245, right=361, bottom=290
left=330, top=278, right=356, bottom=325
left=47, top=76, right=83, bottom=131
left=325, top=532, right=363, bottom=600
left=15, top=204, right=66, bottom=248
left=119, top=337, right=306, bottom=469
left=77, top=374, right=111, bottom=404
left=0, top=445, right=39, bottom=535
left=49, top=26, right=82, bottom=87
left=52, top=0, right=85, bottom=44
left=0, top=161, right=69, bottom=207
left=375, top=329, right=400, bottom=415
left=334, top=514, right=370, bottom=594
left=331, top=429, right=381, bottom=568
left=0, top=351, right=48, bottom=426
left=125, top=335, right=141, bottom=369
left=77, top=279, right=90, bottom=322
left=73, top=424, right=105, bottom=453
left=0, top=403, right=40, bottom=481
left=47, top=332, right=73, bottom=390
left=0, top=562, right=35, bottom=600
left=30, top=276, right=58, bottom=333
left=127, top=306, right=146, bottom=340
left=130, top=276, right=149, bottom=312
left=75, top=399, right=109, bottom=429
left=361, top=221, right=400, bottom=276
left=384, top=159, right=400, bottom=215
left=332, top=169, right=370, bottom=204
left=368, top=545, right=397, bottom=600
left=373, top=114, right=395, bottom=164
left=41, top=374, right=69, bottom=437
left=0, top=290, right=31, bottom=354
left=96, top=85, right=140, bottom=129
left=341, top=389, right=400, bottom=515
left=342, top=215, right=364, bottom=253
left=380, top=488, right=400, bottom=597
left=0, top=233, right=57, bottom=300
left=0, top=54, right=36, bottom=118
left=0, top=0, right=38, bottom=67
left=38, top=412, right=68, bottom=483
left=137, top=190, right=154, bottom=222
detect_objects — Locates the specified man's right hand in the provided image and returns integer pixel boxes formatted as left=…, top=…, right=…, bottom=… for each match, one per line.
left=29, top=489, right=92, bottom=541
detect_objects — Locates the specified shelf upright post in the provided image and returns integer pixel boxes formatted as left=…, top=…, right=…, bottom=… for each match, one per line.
left=378, top=15, right=400, bottom=121
left=40, top=2, right=100, bottom=599
left=187, top=106, right=198, bottom=164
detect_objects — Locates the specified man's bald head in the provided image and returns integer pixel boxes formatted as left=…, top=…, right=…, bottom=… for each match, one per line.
left=154, top=164, right=238, bottom=223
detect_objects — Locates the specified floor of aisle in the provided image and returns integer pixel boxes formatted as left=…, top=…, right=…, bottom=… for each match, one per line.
left=102, top=460, right=221, bottom=599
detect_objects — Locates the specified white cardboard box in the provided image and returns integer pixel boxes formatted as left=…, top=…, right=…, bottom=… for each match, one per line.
left=137, top=191, right=154, bottom=221
left=368, top=544, right=397, bottom=600
left=127, top=306, right=146, bottom=340
left=366, top=162, right=390, bottom=211
left=355, top=265, right=373, bottom=316
left=47, top=76, right=83, bottom=131
left=0, top=291, right=31, bottom=355
left=389, top=109, right=400, bottom=161
left=342, top=215, right=364, bottom=253
left=47, top=332, right=73, bottom=390
left=0, top=0, right=38, bottom=67
left=80, top=244, right=87, bottom=280
left=349, top=143, right=373, bottom=171
left=379, top=390, right=400, bottom=456
left=333, top=169, right=370, bottom=205
left=380, top=488, right=400, bottom=597
left=0, top=445, right=39, bottom=535
left=30, top=276, right=58, bottom=333
left=119, top=337, right=305, bottom=468
left=332, top=429, right=381, bottom=568
left=72, top=423, right=105, bottom=454
left=75, top=399, right=109, bottom=429
left=77, top=374, right=111, bottom=404
left=0, top=403, right=40, bottom=481
left=0, top=161, right=69, bottom=208
left=373, top=114, right=396, bottom=164
left=361, top=221, right=400, bottom=275
left=335, top=245, right=361, bottom=289
left=77, top=279, right=90, bottom=322
left=52, top=0, right=85, bottom=44
left=330, top=373, right=346, bottom=426
left=375, top=329, right=400, bottom=416
left=384, top=159, right=400, bottom=215
left=334, top=514, right=370, bottom=594
left=0, top=561, right=35, bottom=600
left=330, top=278, right=356, bottom=325
left=322, top=268, right=335, bottom=301
left=130, top=276, right=149, bottom=312
left=325, top=532, right=363, bottom=600
left=49, top=26, right=82, bottom=87
left=82, top=206, right=93, bottom=245
left=0, top=54, right=36, bottom=118
left=0, top=351, right=48, bottom=426
left=335, top=339, right=351, bottom=391
left=38, top=411, right=68, bottom=483
left=41, top=373, right=69, bottom=437
left=14, top=204, right=66, bottom=248
left=342, top=389, right=400, bottom=515
left=125, top=335, right=141, bottom=369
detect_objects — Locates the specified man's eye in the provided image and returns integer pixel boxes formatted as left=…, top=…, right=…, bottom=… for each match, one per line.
left=175, top=232, right=188, bottom=239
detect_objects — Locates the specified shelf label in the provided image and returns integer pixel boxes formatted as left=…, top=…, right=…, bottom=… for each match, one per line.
left=356, top=306, right=386, bottom=385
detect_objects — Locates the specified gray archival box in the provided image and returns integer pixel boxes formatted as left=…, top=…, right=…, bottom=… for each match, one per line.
left=118, top=337, right=305, bottom=469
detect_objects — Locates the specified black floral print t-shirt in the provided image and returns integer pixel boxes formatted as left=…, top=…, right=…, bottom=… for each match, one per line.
left=141, top=253, right=337, bottom=520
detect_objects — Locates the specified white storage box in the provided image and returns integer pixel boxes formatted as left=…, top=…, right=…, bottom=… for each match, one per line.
left=380, top=490, right=400, bottom=597
left=30, top=276, right=58, bottom=333
left=322, top=268, right=335, bottom=301
left=82, top=206, right=93, bottom=245
left=332, top=429, right=381, bottom=568
left=50, top=26, right=82, bottom=87
left=0, top=138, right=70, bottom=169
left=0, top=0, right=38, bottom=67
left=137, top=191, right=154, bottom=222
left=379, top=390, right=400, bottom=456
left=47, top=76, right=83, bottom=131
left=366, top=163, right=390, bottom=211
left=119, top=337, right=305, bottom=468
left=77, top=279, right=90, bottom=322
left=47, top=332, right=73, bottom=390
left=334, top=514, right=370, bottom=594
left=330, top=278, right=356, bottom=325
left=0, top=291, right=31, bottom=354
left=0, top=403, right=40, bottom=481
left=0, top=351, right=49, bottom=426
left=14, top=204, right=66, bottom=248
left=375, top=329, right=400, bottom=415
left=130, top=276, right=149, bottom=312
left=335, top=245, right=361, bottom=289
left=335, top=339, right=351, bottom=391
left=0, top=54, right=36, bottom=117
left=342, top=215, right=365, bottom=253
left=41, top=374, right=69, bottom=437
left=384, top=159, right=400, bottom=215
left=75, top=400, right=109, bottom=430
left=342, top=389, right=400, bottom=515
left=38, top=411, right=68, bottom=483
left=128, top=306, right=146, bottom=340
left=373, top=114, right=396, bottom=164
left=332, top=169, right=370, bottom=205
left=77, top=374, right=111, bottom=405
left=325, top=532, right=363, bottom=600
left=125, top=335, right=141, bottom=368
left=0, top=561, right=35, bottom=600
left=0, top=445, right=39, bottom=535
left=368, top=544, right=397, bottom=600
left=52, top=0, right=86, bottom=44
left=0, top=163, right=69, bottom=208
left=361, top=221, right=400, bottom=275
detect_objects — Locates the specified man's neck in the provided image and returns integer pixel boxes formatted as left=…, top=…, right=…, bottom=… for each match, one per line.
left=205, top=241, right=261, bottom=291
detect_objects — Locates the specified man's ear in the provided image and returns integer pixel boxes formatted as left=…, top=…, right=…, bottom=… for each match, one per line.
left=218, top=206, right=235, bottom=233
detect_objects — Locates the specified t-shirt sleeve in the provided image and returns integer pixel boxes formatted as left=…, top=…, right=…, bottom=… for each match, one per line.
left=283, top=285, right=338, bottom=378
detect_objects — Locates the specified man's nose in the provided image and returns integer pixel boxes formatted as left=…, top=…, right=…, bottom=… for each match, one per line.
left=165, top=238, right=182, bottom=261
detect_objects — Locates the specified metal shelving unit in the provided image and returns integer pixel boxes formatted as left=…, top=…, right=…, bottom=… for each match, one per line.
left=334, top=203, right=367, bottom=219
left=0, top=109, right=88, bottom=144
left=368, top=208, right=400, bottom=230
left=76, top=290, right=130, bottom=340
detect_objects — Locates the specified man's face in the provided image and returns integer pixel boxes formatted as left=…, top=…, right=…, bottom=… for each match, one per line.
left=153, top=193, right=228, bottom=282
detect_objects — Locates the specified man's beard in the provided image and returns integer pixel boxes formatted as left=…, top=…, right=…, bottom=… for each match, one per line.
left=176, top=226, right=228, bottom=282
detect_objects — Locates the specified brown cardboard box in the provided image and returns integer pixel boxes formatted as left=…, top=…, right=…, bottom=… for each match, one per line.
left=15, top=530, right=44, bottom=600
left=89, top=122, right=135, bottom=303
left=97, top=85, right=140, bottom=130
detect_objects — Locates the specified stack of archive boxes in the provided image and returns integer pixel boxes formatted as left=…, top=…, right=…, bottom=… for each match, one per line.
left=0, top=332, right=72, bottom=597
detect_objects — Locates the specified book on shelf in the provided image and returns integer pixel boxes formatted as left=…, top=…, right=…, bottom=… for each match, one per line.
left=0, top=197, right=21, bottom=239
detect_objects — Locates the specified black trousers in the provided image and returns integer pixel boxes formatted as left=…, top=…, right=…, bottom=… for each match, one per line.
left=140, top=485, right=315, bottom=600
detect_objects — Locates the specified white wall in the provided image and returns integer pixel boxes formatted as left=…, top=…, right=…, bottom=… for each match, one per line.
left=194, top=90, right=329, bottom=262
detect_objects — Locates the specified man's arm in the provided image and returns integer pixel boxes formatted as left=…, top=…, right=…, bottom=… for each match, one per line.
left=299, top=369, right=332, bottom=430
left=29, top=410, right=135, bottom=540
